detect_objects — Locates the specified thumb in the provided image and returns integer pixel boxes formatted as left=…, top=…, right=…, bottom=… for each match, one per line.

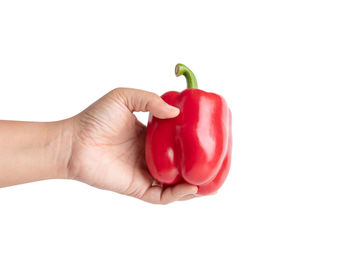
left=115, top=87, right=179, bottom=119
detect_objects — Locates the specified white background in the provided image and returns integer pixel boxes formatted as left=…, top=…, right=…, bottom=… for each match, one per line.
left=0, top=0, right=350, bottom=272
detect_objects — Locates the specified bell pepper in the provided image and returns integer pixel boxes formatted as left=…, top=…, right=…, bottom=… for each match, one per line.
left=145, top=64, right=232, bottom=195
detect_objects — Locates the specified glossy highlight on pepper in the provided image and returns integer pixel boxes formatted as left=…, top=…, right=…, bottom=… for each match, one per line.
left=145, top=64, right=232, bottom=195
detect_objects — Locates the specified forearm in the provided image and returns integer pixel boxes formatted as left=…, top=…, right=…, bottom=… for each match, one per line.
left=0, top=119, right=73, bottom=187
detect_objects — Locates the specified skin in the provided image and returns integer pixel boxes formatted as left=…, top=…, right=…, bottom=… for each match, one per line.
left=0, top=88, right=198, bottom=204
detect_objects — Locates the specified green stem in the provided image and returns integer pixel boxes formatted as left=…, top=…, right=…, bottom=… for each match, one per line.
left=175, top=63, right=198, bottom=89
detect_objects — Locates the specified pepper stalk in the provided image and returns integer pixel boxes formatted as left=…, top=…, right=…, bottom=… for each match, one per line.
left=175, top=63, right=198, bottom=89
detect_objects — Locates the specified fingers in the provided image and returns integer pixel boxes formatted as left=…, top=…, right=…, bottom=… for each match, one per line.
left=141, top=182, right=198, bottom=205
left=113, top=87, right=179, bottom=119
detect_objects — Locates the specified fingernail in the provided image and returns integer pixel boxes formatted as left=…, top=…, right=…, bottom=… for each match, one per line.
left=192, top=186, right=198, bottom=194
left=183, top=194, right=196, bottom=199
left=165, top=104, right=180, bottom=114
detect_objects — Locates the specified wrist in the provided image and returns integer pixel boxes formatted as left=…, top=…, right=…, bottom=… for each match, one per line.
left=49, top=118, right=75, bottom=180
left=0, top=119, right=74, bottom=187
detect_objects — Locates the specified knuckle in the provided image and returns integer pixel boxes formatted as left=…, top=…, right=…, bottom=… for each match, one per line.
left=110, top=87, right=125, bottom=98
left=110, top=87, right=122, bottom=95
left=109, top=88, right=128, bottom=105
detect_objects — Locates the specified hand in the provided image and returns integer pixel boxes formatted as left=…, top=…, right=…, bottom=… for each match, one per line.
left=67, top=88, right=198, bottom=204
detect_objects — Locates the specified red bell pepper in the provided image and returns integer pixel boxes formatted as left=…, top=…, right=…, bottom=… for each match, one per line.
left=145, top=64, right=232, bottom=195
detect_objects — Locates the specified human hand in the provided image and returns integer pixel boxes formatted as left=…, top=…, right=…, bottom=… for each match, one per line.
left=67, top=88, right=198, bottom=204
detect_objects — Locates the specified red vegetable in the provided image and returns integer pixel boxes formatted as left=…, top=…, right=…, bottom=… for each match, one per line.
left=145, top=64, right=232, bottom=195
